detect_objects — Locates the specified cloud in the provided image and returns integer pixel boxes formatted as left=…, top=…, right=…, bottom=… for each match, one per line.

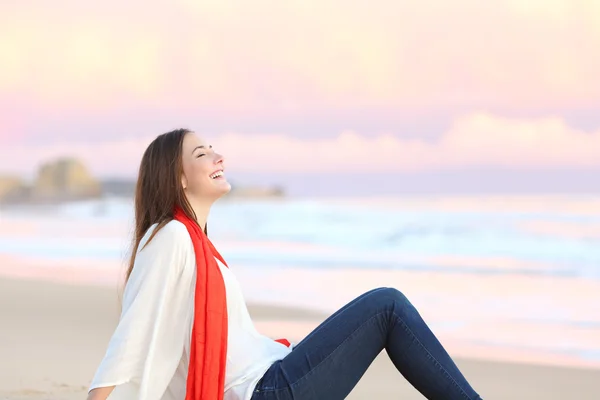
left=0, top=14, right=166, bottom=110
left=1, top=0, right=599, bottom=116
left=212, top=113, right=600, bottom=172
left=1, top=113, right=598, bottom=177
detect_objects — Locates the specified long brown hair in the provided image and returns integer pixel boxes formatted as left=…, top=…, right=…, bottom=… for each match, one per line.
left=125, top=128, right=206, bottom=283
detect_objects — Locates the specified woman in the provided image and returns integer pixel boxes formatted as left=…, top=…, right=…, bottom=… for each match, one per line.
left=87, top=129, right=482, bottom=400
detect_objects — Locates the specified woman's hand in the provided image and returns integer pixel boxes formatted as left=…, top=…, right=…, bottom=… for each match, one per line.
left=86, top=386, right=115, bottom=400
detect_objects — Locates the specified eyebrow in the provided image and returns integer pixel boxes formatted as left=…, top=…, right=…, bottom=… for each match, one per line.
left=192, top=144, right=212, bottom=155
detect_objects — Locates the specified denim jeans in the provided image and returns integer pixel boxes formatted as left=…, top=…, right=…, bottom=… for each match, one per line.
left=251, top=287, right=482, bottom=400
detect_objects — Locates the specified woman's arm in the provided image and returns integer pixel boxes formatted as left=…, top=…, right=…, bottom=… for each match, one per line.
left=87, top=221, right=195, bottom=398
left=87, top=386, right=115, bottom=400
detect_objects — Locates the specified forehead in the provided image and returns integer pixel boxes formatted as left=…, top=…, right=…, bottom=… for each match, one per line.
left=182, top=132, right=208, bottom=152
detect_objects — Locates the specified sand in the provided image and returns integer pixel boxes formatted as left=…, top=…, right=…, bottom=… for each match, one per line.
left=1, top=277, right=599, bottom=400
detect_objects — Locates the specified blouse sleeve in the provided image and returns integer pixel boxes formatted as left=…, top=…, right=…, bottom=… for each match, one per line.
left=89, top=221, right=196, bottom=400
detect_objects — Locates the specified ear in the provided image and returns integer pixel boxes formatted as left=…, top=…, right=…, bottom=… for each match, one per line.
left=181, top=173, right=188, bottom=190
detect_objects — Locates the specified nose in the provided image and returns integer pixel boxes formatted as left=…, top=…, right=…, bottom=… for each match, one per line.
left=214, top=152, right=225, bottom=165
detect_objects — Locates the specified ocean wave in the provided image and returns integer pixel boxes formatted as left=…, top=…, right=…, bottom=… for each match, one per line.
left=1, top=196, right=599, bottom=279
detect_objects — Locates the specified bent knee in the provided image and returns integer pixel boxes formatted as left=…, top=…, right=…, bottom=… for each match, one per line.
left=370, top=287, right=408, bottom=303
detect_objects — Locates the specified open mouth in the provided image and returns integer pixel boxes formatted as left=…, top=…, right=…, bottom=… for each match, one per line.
left=210, top=170, right=224, bottom=179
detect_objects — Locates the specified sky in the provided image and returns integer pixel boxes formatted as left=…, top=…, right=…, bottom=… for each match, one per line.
left=1, top=0, right=599, bottom=193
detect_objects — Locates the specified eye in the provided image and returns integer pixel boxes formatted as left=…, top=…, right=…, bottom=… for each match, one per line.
left=196, top=153, right=206, bottom=158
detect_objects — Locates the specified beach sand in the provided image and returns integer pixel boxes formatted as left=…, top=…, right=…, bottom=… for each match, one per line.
left=1, top=277, right=599, bottom=400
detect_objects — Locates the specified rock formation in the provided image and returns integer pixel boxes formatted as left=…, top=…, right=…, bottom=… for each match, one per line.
left=0, top=158, right=102, bottom=204
left=228, top=184, right=285, bottom=198
left=0, top=157, right=285, bottom=204
left=31, top=158, right=101, bottom=201
left=0, top=175, right=26, bottom=202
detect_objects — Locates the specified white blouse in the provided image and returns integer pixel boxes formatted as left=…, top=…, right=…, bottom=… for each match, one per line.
left=89, top=220, right=292, bottom=400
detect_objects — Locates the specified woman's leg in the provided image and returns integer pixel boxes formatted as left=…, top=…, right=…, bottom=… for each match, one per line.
left=252, top=287, right=481, bottom=400
left=292, top=286, right=388, bottom=345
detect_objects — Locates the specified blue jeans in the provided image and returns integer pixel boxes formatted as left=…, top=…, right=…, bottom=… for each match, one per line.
left=251, top=287, right=482, bottom=399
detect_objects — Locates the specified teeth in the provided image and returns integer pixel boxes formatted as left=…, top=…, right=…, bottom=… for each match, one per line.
left=210, top=171, right=223, bottom=179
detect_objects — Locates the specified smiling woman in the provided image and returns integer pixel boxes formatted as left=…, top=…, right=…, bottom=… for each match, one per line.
left=86, top=128, right=482, bottom=400
left=122, top=129, right=232, bottom=280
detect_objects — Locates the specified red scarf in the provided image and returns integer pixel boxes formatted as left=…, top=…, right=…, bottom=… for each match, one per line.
left=174, top=208, right=290, bottom=400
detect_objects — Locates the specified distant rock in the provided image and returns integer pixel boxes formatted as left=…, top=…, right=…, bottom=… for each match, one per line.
left=0, top=175, right=26, bottom=202
left=32, top=158, right=102, bottom=201
left=98, top=179, right=286, bottom=199
left=0, top=158, right=102, bottom=204
left=228, top=184, right=285, bottom=198
left=0, top=157, right=285, bottom=205
left=101, top=179, right=136, bottom=197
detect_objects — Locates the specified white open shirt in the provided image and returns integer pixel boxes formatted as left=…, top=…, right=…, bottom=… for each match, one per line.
left=89, top=220, right=292, bottom=400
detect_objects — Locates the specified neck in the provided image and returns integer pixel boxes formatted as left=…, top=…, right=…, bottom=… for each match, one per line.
left=186, top=196, right=212, bottom=230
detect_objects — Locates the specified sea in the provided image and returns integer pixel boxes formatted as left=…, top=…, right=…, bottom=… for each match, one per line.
left=1, top=194, right=599, bottom=368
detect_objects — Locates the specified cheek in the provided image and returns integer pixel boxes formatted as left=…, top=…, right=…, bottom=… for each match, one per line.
left=185, top=160, right=211, bottom=187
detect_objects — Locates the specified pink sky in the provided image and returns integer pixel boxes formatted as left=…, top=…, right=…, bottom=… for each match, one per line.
left=1, top=0, right=599, bottom=178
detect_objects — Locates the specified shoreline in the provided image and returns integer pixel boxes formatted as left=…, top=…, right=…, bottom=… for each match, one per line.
left=2, top=254, right=599, bottom=372
left=1, top=276, right=599, bottom=399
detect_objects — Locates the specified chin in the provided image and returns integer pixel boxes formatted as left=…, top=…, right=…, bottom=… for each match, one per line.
left=215, top=181, right=232, bottom=197
left=200, top=179, right=231, bottom=202
left=221, top=182, right=232, bottom=195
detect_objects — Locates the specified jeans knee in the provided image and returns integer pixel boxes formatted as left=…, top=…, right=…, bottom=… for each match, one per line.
left=371, top=287, right=408, bottom=305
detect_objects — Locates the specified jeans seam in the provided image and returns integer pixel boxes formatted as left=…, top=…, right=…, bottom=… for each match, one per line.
left=256, top=311, right=385, bottom=394
left=391, top=310, right=474, bottom=400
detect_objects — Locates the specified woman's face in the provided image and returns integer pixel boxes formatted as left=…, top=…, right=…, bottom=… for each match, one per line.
left=180, top=132, right=231, bottom=202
